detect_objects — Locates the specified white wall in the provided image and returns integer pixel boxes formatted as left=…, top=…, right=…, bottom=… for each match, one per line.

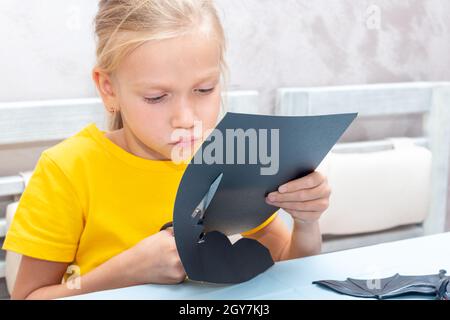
left=1, top=0, right=449, bottom=109
left=219, top=0, right=450, bottom=113
left=0, top=0, right=448, bottom=142
left=0, top=0, right=97, bottom=102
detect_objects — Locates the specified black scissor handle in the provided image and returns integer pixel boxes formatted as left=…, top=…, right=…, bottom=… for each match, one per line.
left=160, top=221, right=173, bottom=232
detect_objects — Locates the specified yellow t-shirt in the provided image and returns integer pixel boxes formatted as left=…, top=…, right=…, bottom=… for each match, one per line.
left=3, top=123, right=277, bottom=275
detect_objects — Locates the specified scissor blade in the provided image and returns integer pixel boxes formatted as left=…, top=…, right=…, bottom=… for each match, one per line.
left=205, top=173, right=223, bottom=210
left=192, top=173, right=223, bottom=219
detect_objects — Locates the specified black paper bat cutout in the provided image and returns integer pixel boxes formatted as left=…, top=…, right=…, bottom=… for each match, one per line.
left=173, top=112, right=357, bottom=284
left=313, top=269, right=450, bottom=300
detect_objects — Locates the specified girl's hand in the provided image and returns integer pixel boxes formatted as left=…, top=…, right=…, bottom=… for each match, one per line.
left=125, top=227, right=187, bottom=285
left=265, top=171, right=331, bottom=224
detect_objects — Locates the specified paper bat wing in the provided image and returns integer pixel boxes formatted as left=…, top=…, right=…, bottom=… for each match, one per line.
left=313, top=270, right=449, bottom=299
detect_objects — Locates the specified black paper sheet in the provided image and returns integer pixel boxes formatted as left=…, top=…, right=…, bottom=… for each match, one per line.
left=173, top=112, right=357, bottom=284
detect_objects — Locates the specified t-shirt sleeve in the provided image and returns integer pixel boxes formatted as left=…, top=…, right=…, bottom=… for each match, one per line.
left=240, top=211, right=278, bottom=237
left=2, top=152, right=84, bottom=262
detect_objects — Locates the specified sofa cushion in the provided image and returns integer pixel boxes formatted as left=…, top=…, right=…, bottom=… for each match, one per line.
left=318, top=140, right=431, bottom=235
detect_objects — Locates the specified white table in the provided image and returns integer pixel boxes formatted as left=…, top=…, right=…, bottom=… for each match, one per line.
left=68, top=232, right=450, bottom=300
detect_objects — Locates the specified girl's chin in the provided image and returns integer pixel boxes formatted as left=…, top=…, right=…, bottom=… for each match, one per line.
left=169, top=144, right=200, bottom=164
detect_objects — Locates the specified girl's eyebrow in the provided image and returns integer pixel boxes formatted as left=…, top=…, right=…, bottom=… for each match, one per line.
left=197, top=67, right=221, bottom=78
left=195, top=69, right=221, bottom=82
left=134, top=68, right=220, bottom=90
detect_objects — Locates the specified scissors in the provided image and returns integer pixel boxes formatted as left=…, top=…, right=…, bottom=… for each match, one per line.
left=160, top=173, right=224, bottom=237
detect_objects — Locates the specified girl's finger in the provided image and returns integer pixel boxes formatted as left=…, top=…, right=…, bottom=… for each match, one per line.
left=266, top=197, right=329, bottom=212
left=165, top=227, right=174, bottom=237
left=278, top=171, right=326, bottom=193
left=267, top=182, right=331, bottom=203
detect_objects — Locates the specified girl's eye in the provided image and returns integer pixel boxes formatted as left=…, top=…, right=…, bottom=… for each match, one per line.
left=144, top=94, right=167, bottom=104
left=195, top=87, right=215, bottom=95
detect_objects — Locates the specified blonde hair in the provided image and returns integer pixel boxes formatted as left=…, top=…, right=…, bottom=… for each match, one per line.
left=94, top=0, right=228, bottom=130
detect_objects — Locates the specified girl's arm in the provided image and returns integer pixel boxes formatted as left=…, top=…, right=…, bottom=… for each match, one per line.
left=14, top=250, right=137, bottom=300
left=243, top=215, right=321, bottom=262
left=12, top=228, right=186, bottom=300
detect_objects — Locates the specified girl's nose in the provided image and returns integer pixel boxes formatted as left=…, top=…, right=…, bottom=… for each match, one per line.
left=170, top=97, right=196, bottom=129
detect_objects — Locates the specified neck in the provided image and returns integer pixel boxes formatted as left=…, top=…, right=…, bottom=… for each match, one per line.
left=116, top=125, right=169, bottom=161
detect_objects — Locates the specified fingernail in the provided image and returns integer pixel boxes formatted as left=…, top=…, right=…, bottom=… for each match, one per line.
left=279, top=185, right=287, bottom=193
left=268, top=194, right=276, bottom=202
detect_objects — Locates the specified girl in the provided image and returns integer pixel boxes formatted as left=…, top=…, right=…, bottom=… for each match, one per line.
left=3, top=0, right=331, bottom=299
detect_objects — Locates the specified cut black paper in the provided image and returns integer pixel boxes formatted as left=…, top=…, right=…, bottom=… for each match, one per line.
left=313, top=270, right=450, bottom=299
left=173, top=112, right=358, bottom=284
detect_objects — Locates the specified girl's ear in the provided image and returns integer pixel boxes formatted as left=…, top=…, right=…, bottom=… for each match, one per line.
left=92, top=68, right=119, bottom=113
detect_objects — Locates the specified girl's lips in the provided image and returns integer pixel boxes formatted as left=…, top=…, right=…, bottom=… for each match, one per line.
left=171, top=137, right=200, bottom=147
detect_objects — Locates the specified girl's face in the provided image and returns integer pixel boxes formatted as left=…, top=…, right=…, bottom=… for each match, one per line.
left=96, top=32, right=222, bottom=161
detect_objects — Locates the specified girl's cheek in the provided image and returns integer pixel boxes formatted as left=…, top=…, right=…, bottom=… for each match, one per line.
left=198, top=95, right=221, bottom=125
